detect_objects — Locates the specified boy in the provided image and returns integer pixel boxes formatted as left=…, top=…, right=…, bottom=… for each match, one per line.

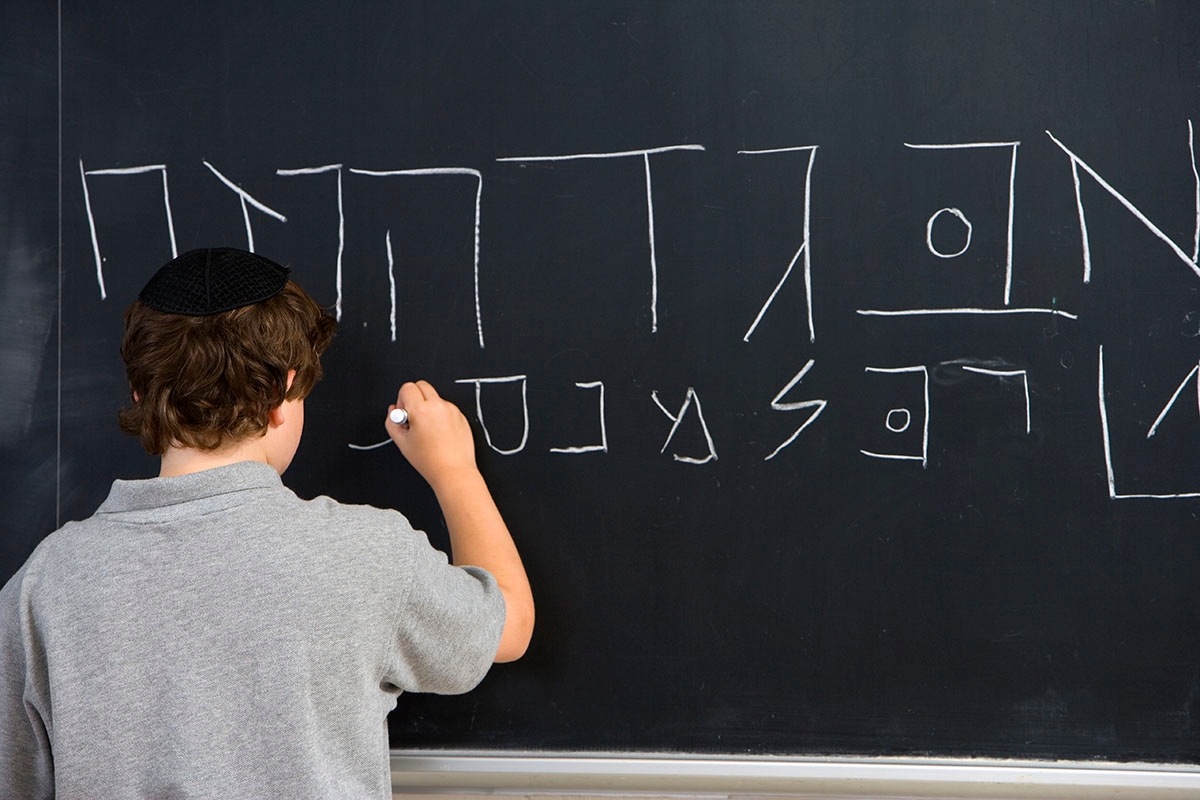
left=0, top=247, right=534, bottom=799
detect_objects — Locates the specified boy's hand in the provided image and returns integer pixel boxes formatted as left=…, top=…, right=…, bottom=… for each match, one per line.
left=385, top=381, right=478, bottom=488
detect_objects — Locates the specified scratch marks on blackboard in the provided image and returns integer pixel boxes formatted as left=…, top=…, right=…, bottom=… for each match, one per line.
left=497, top=144, right=705, bottom=334
left=1010, top=689, right=1070, bottom=739
left=0, top=235, right=55, bottom=447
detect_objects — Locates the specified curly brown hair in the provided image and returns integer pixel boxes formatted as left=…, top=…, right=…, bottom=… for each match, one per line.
left=118, top=280, right=337, bottom=455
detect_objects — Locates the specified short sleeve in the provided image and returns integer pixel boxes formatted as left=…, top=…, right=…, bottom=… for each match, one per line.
left=382, top=537, right=507, bottom=695
left=0, top=566, right=55, bottom=799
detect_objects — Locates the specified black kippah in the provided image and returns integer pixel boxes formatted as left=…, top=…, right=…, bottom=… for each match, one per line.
left=138, top=248, right=290, bottom=316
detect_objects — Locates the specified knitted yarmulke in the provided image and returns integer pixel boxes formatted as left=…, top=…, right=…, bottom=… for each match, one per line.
left=138, top=248, right=290, bottom=316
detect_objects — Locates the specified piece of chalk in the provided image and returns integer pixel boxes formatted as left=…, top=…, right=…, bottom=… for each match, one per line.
left=389, top=408, right=409, bottom=426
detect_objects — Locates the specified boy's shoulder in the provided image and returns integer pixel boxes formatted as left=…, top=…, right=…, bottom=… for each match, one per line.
left=1, top=513, right=122, bottom=598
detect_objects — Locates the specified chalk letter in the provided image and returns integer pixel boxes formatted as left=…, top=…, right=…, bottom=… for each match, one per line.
left=550, top=381, right=608, bottom=454
left=498, top=145, right=705, bottom=333
left=1097, top=347, right=1200, bottom=499
left=962, top=365, right=1032, bottom=434
left=202, top=161, right=287, bottom=253
left=1047, top=124, right=1200, bottom=283
left=1145, top=361, right=1200, bottom=440
left=80, top=159, right=178, bottom=300
left=764, top=359, right=827, bottom=461
left=738, top=145, right=818, bottom=342
left=926, top=207, right=973, bottom=259
left=276, top=164, right=346, bottom=319
left=350, top=167, right=485, bottom=348
left=456, top=375, right=530, bottom=455
left=860, top=365, right=930, bottom=468
left=652, top=387, right=718, bottom=465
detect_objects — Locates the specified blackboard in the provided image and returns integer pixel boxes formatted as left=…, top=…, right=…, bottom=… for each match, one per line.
left=4, top=0, right=1200, bottom=764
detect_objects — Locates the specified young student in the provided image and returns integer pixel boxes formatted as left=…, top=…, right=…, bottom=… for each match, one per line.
left=0, top=247, right=534, bottom=799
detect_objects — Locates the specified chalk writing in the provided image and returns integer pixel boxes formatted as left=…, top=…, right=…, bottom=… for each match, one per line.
left=907, top=141, right=1019, bottom=303
left=78, top=125, right=1200, bottom=498
left=854, top=141, right=1068, bottom=319
left=549, top=382, right=608, bottom=455
left=886, top=409, right=911, bottom=433
left=860, top=366, right=930, bottom=468
left=926, top=207, right=972, bottom=259
left=496, top=145, right=706, bottom=334
left=857, top=307, right=1078, bottom=319
left=1097, top=346, right=1200, bottom=500
left=456, top=375, right=530, bottom=455
left=349, top=167, right=485, bottom=348
left=652, top=387, right=718, bottom=465
left=962, top=366, right=1032, bottom=434
left=276, top=165, right=346, bottom=319
left=1146, top=362, right=1200, bottom=440
left=1046, top=123, right=1200, bottom=283
left=738, top=145, right=818, bottom=343
left=385, top=230, right=398, bottom=342
left=764, top=360, right=827, bottom=462
left=80, top=160, right=178, bottom=299
left=202, top=161, right=287, bottom=253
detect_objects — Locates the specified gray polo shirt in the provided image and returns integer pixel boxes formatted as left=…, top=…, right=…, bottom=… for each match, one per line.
left=0, top=461, right=506, bottom=799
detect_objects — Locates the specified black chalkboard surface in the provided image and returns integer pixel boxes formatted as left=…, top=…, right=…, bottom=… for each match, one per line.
left=4, top=0, right=1200, bottom=764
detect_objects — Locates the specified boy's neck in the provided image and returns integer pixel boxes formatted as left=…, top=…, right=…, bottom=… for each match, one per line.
left=159, top=439, right=273, bottom=478
left=157, top=393, right=302, bottom=478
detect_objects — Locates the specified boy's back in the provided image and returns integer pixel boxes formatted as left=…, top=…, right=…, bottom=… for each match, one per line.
left=3, top=464, right=505, bottom=799
left=0, top=249, right=533, bottom=799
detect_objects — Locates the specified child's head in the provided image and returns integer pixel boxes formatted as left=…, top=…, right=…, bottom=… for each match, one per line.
left=118, top=249, right=337, bottom=456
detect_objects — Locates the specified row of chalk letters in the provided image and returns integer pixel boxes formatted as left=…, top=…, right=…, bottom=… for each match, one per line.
left=79, top=122, right=1200, bottom=349
left=346, top=349, right=1200, bottom=501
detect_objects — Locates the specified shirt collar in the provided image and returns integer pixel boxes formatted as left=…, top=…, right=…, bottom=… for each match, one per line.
left=96, top=460, right=284, bottom=516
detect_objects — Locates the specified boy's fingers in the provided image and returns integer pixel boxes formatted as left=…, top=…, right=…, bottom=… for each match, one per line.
left=392, top=381, right=451, bottom=431
left=397, top=381, right=424, bottom=406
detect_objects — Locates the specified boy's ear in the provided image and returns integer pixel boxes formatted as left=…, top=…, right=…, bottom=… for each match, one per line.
left=268, top=370, right=299, bottom=428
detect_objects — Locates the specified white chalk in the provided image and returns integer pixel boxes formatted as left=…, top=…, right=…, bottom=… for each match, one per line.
left=389, top=408, right=409, bottom=426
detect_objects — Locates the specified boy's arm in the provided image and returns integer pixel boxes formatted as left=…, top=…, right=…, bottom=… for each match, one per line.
left=0, top=571, right=55, bottom=799
left=386, top=380, right=535, bottom=663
